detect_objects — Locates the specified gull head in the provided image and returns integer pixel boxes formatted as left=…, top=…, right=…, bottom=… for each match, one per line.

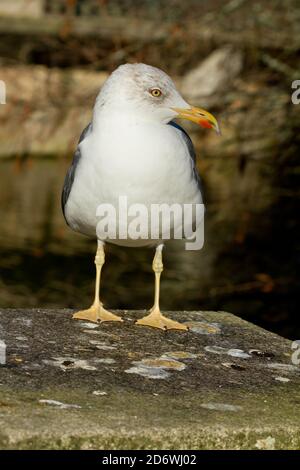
left=95, top=63, right=220, bottom=133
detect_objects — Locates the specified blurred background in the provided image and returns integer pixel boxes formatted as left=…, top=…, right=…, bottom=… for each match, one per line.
left=0, top=0, right=299, bottom=339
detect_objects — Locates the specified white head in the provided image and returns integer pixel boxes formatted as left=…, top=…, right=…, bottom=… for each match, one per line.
left=94, top=63, right=219, bottom=131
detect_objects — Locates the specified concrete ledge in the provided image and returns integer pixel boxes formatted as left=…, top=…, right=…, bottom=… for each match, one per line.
left=0, top=309, right=299, bottom=449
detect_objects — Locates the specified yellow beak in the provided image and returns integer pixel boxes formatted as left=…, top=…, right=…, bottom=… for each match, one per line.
left=172, top=106, right=220, bottom=135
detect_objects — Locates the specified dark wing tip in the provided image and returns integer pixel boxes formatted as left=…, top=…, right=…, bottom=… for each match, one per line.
left=61, top=122, right=92, bottom=220
left=168, top=120, right=203, bottom=199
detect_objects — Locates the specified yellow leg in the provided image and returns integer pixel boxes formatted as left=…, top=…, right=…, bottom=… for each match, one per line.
left=136, top=245, right=188, bottom=331
left=73, top=241, right=123, bottom=324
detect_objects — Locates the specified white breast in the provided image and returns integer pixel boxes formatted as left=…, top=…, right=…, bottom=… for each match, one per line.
left=65, top=116, right=202, bottom=246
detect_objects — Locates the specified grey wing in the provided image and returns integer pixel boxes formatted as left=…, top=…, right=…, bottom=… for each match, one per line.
left=168, top=121, right=203, bottom=198
left=61, top=122, right=92, bottom=221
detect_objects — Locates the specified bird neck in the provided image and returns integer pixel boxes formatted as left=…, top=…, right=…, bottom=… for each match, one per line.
left=93, top=105, right=164, bottom=130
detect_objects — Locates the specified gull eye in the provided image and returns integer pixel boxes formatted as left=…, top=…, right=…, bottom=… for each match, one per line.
left=150, top=88, right=162, bottom=97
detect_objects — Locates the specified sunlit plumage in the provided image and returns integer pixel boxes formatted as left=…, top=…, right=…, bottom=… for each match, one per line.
left=62, top=63, right=219, bottom=330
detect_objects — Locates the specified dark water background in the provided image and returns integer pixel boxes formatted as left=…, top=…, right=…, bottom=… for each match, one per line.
left=0, top=154, right=298, bottom=340
left=0, top=0, right=299, bottom=339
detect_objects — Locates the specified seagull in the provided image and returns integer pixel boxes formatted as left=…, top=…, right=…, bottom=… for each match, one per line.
left=62, top=63, right=219, bottom=331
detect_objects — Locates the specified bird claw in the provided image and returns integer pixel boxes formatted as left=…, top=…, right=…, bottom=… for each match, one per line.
left=72, top=304, right=123, bottom=324
left=136, top=308, right=188, bottom=331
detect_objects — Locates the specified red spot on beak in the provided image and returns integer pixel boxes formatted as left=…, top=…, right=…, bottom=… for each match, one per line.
left=199, top=119, right=213, bottom=129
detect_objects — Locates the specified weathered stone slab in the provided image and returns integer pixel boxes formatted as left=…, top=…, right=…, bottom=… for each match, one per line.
left=0, top=309, right=299, bottom=449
